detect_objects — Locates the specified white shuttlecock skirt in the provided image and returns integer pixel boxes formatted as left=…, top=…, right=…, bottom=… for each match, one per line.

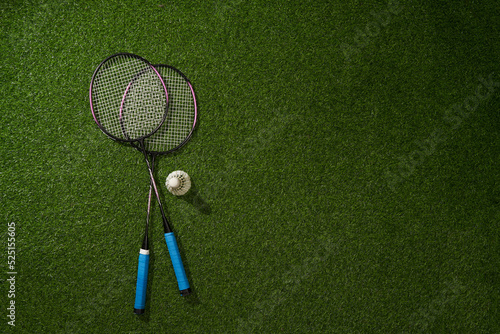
left=166, top=170, right=191, bottom=196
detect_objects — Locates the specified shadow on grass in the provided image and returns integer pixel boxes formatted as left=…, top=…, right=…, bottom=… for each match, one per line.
left=178, top=178, right=211, bottom=215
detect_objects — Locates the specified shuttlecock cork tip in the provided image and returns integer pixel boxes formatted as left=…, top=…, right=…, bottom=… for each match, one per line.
left=169, top=177, right=181, bottom=189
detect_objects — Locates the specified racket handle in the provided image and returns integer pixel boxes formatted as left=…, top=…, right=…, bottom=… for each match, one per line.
left=164, top=232, right=191, bottom=295
left=134, top=249, right=150, bottom=314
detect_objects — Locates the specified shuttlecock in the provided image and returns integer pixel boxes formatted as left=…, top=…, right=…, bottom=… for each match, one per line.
left=166, top=170, right=191, bottom=196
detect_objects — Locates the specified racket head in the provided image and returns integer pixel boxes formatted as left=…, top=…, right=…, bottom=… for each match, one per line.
left=139, top=64, right=197, bottom=154
left=89, top=53, right=169, bottom=142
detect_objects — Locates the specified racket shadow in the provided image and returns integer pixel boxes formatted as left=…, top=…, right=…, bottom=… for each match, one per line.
left=173, top=235, right=200, bottom=305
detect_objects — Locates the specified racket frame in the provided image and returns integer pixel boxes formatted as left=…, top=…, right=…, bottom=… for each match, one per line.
left=89, top=53, right=169, bottom=143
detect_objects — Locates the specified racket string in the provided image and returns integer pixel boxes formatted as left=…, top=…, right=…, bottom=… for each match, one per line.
left=143, top=66, right=196, bottom=153
left=91, top=55, right=168, bottom=141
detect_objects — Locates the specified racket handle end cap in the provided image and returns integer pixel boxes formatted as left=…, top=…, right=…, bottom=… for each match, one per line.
left=134, top=308, right=145, bottom=315
left=180, top=288, right=192, bottom=296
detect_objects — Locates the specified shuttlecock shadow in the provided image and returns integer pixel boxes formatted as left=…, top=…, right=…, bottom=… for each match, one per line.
left=178, top=178, right=211, bottom=215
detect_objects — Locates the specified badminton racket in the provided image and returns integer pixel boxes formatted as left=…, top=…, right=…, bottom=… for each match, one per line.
left=89, top=53, right=169, bottom=314
left=135, top=64, right=197, bottom=300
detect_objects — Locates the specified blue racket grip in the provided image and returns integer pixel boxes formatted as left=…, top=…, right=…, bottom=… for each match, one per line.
left=164, top=232, right=191, bottom=295
left=134, top=249, right=150, bottom=314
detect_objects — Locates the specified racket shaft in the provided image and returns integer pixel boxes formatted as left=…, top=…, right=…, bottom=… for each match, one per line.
left=134, top=250, right=150, bottom=313
left=143, top=150, right=172, bottom=233
left=140, top=142, right=190, bottom=294
left=164, top=232, right=190, bottom=294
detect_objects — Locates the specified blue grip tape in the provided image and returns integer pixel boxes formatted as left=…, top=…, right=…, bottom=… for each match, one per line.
left=134, top=251, right=150, bottom=311
left=164, top=232, right=190, bottom=292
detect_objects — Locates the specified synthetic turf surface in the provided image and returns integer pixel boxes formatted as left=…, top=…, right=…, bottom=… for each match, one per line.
left=1, top=1, right=499, bottom=333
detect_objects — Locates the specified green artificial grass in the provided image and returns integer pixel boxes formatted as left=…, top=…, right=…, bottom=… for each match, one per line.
left=1, top=0, right=499, bottom=333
